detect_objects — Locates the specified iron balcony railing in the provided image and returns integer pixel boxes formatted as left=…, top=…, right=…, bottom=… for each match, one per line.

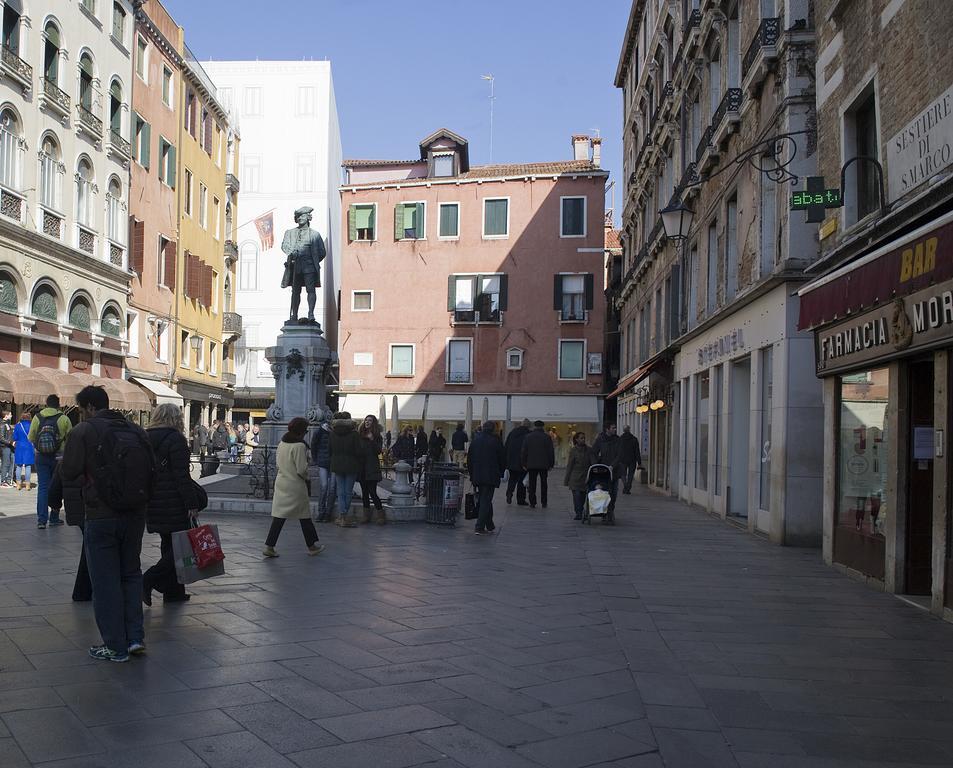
left=674, top=163, right=698, bottom=198
left=695, top=125, right=712, bottom=164
left=742, top=17, right=782, bottom=78
left=1, top=46, right=32, bottom=82
left=222, top=311, right=243, bottom=336
left=43, top=78, right=71, bottom=112
left=711, top=88, right=743, bottom=133
left=682, top=9, right=702, bottom=47
left=77, top=104, right=103, bottom=135
left=109, top=130, right=131, bottom=157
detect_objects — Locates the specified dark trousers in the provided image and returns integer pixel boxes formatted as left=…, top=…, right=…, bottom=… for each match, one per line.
left=475, top=484, right=496, bottom=530
left=505, top=469, right=526, bottom=504
left=359, top=479, right=382, bottom=510
left=607, top=476, right=620, bottom=514
left=143, top=532, right=187, bottom=599
left=36, top=454, right=58, bottom=525
left=85, top=515, right=145, bottom=653
left=291, top=269, right=318, bottom=319
left=622, top=463, right=637, bottom=492
left=571, top=490, right=586, bottom=518
left=527, top=469, right=549, bottom=507
left=266, top=517, right=319, bottom=548
left=73, top=526, right=92, bottom=601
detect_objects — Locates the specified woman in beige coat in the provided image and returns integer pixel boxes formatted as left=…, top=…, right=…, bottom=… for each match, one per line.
left=263, top=417, right=324, bottom=558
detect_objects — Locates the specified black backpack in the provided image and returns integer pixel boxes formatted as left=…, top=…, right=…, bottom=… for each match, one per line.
left=91, top=420, right=156, bottom=512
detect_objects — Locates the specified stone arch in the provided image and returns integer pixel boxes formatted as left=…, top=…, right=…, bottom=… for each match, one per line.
left=99, top=301, right=123, bottom=338
left=67, top=290, right=95, bottom=331
left=30, top=279, right=63, bottom=323
left=0, top=264, right=24, bottom=314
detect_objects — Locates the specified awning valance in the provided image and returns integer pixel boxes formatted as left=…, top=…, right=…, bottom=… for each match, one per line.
left=509, top=395, right=600, bottom=423
left=0, top=364, right=152, bottom=411
left=425, top=394, right=472, bottom=421
left=340, top=393, right=386, bottom=420
left=131, top=377, right=184, bottom=407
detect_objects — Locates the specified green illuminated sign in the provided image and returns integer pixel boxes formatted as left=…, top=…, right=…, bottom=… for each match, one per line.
left=790, top=177, right=844, bottom=223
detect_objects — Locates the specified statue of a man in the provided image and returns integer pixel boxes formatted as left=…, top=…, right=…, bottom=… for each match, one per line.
left=280, top=206, right=327, bottom=323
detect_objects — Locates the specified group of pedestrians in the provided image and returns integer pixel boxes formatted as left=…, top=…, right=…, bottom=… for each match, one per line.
left=191, top=420, right=260, bottom=463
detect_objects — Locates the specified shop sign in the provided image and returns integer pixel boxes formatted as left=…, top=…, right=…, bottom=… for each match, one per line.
left=696, top=329, right=745, bottom=367
left=887, top=82, right=953, bottom=202
left=816, top=278, right=953, bottom=374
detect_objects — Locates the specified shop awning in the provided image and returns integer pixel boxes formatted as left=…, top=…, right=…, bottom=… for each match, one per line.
left=71, top=373, right=152, bottom=412
left=131, top=377, right=184, bottom=406
left=340, top=393, right=387, bottom=420
left=607, top=352, right=671, bottom=399
left=0, top=365, right=60, bottom=404
left=425, top=394, right=472, bottom=421
left=510, top=395, right=600, bottom=423
left=0, top=364, right=152, bottom=411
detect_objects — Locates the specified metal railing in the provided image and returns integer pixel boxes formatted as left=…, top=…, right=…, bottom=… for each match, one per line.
left=1, top=46, right=32, bottom=82
left=742, top=17, right=782, bottom=78
left=682, top=9, right=702, bottom=47
left=695, top=125, right=712, bottom=164
left=43, top=78, right=70, bottom=112
left=712, top=88, right=743, bottom=135
left=77, top=104, right=103, bottom=135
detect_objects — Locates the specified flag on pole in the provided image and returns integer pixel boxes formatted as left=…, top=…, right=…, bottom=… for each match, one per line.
left=254, top=211, right=274, bottom=250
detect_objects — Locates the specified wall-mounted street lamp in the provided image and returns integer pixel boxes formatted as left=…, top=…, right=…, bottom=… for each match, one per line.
left=189, top=334, right=202, bottom=351
left=659, top=200, right=695, bottom=241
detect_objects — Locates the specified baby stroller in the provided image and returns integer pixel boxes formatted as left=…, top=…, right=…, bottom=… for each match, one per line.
left=584, top=464, right=615, bottom=525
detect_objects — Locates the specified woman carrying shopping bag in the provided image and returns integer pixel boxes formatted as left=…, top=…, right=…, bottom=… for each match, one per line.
left=263, top=417, right=325, bottom=557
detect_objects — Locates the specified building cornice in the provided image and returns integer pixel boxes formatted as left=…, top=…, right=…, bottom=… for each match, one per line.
left=134, top=9, right=183, bottom=69
left=341, top=171, right=608, bottom=193
left=614, top=0, right=648, bottom=87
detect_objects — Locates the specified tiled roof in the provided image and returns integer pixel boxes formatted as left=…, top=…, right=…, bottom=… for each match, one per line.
left=605, top=228, right=622, bottom=250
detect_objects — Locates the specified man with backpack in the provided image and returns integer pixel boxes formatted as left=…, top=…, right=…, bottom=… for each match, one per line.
left=61, top=386, right=155, bottom=663
left=29, top=394, right=72, bottom=528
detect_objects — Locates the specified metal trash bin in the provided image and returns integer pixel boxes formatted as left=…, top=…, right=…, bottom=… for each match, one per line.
left=426, top=462, right=463, bottom=526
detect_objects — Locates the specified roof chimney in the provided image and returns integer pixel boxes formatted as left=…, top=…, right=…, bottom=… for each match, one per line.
left=591, top=137, right=602, bottom=168
left=571, top=134, right=590, bottom=162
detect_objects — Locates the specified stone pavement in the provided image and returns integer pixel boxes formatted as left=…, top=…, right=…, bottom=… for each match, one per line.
left=2, top=484, right=953, bottom=768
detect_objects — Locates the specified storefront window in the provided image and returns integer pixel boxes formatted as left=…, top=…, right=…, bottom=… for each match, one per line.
left=836, top=368, right=889, bottom=575
left=759, top=347, right=773, bottom=510
left=713, top=365, right=722, bottom=495
left=681, top=379, right=689, bottom=486
left=695, top=370, right=709, bottom=490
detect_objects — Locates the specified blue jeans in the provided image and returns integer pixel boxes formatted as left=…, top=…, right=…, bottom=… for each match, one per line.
left=318, top=467, right=336, bottom=516
left=36, top=454, right=58, bottom=525
left=85, top=515, right=145, bottom=653
left=1, top=446, right=13, bottom=484
left=334, top=473, right=356, bottom=519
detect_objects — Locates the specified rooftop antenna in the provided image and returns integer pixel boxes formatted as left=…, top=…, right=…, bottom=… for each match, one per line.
left=481, top=74, right=495, bottom=163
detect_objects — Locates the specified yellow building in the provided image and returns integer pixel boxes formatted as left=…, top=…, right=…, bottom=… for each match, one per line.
left=174, top=42, right=241, bottom=427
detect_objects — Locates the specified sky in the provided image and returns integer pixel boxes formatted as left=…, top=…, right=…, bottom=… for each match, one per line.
left=163, top=0, right=632, bottom=223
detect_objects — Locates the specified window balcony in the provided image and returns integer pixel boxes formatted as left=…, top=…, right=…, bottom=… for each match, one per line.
left=224, top=239, right=238, bottom=265
left=681, top=9, right=702, bottom=53
left=1, top=46, right=32, bottom=94
left=695, top=125, right=715, bottom=171
left=42, top=207, right=63, bottom=240
left=225, top=173, right=240, bottom=193
left=108, top=130, right=132, bottom=161
left=40, top=78, right=71, bottom=121
left=77, top=224, right=96, bottom=255
left=221, top=371, right=236, bottom=387
left=222, top=311, right=243, bottom=338
left=76, top=104, right=103, bottom=139
left=0, top=188, right=24, bottom=223
left=742, top=17, right=782, bottom=95
left=108, top=241, right=125, bottom=269
left=450, top=310, right=502, bottom=326
left=711, top=87, right=743, bottom=147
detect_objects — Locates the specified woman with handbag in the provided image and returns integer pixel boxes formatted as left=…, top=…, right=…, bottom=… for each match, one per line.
left=358, top=414, right=386, bottom=525
left=263, top=416, right=324, bottom=557
left=143, top=403, right=203, bottom=605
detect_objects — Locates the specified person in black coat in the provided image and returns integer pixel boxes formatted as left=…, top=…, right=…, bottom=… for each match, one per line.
left=143, top=404, right=202, bottom=605
left=428, top=427, right=447, bottom=463
left=358, top=415, right=385, bottom=525
left=592, top=424, right=624, bottom=517
left=520, top=421, right=556, bottom=509
left=503, top=419, right=531, bottom=505
left=619, top=425, right=643, bottom=494
left=49, top=460, right=91, bottom=601
left=467, top=420, right=506, bottom=535
left=310, top=415, right=336, bottom=522
left=415, top=426, right=428, bottom=461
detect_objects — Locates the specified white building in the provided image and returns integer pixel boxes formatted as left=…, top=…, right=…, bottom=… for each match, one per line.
left=202, top=60, right=342, bottom=421
left=0, top=0, right=135, bottom=379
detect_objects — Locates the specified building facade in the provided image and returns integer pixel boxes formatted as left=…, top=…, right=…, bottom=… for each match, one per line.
left=798, top=0, right=953, bottom=617
left=613, top=0, right=823, bottom=544
left=202, top=60, right=343, bottom=424
left=339, top=130, right=607, bottom=457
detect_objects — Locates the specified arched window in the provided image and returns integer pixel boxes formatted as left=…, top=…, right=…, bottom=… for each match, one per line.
left=239, top=240, right=258, bottom=291
left=43, top=21, right=60, bottom=85
left=31, top=284, right=58, bottom=321
left=0, top=108, right=23, bottom=191
left=69, top=297, right=91, bottom=330
left=109, top=79, right=122, bottom=136
left=101, top=305, right=122, bottom=337
left=0, top=270, right=18, bottom=313
left=39, top=134, right=62, bottom=210
left=106, top=176, right=123, bottom=243
left=79, top=53, right=94, bottom=110
left=76, top=157, right=94, bottom=227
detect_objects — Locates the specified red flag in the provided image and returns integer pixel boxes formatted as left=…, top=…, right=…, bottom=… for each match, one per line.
left=254, top=211, right=274, bottom=250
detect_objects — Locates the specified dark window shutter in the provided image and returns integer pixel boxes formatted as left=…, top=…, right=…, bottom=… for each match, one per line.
left=164, top=240, right=177, bottom=289
left=347, top=206, right=356, bottom=242
left=141, top=121, right=151, bottom=169
left=203, top=263, right=213, bottom=307
left=129, top=218, right=144, bottom=276
left=447, top=274, right=456, bottom=312
left=553, top=274, right=563, bottom=311
left=204, top=115, right=212, bottom=155
left=167, top=143, right=176, bottom=188
left=499, top=274, right=508, bottom=311
left=394, top=204, right=402, bottom=240
left=584, top=273, right=594, bottom=310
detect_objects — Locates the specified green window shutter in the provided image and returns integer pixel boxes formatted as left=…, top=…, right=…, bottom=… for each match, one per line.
left=499, top=274, right=508, bottom=311
left=584, top=273, right=594, bottom=309
left=553, top=274, right=563, bottom=310
left=141, top=121, right=151, bottom=169
left=447, top=274, right=456, bottom=311
left=167, top=143, right=176, bottom=188
left=415, top=202, right=425, bottom=238
left=394, top=204, right=403, bottom=240
left=439, top=204, right=457, bottom=237
left=348, top=206, right=357, bottom=241
left=368, top=205, right=376, bottom=237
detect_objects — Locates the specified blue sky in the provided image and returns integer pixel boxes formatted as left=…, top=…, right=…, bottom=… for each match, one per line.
left=163, top=0, right=631, bottom=222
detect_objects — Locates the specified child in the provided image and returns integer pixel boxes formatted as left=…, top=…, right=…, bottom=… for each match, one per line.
left=587, top=483, right=612, bottom=519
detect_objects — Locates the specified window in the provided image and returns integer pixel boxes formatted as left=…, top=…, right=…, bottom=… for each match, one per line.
left=76, top=158, right=94, bottom=228
left=156, top=323, right=168, bottom=363
left=296, top=86, right=315, bottom=115
left=208, top=341, right=217, bottom=375
left=351, top=291, right=373, bottom=311
left=161, top=66, right=173, bottom=107
left=44, top=21, right=60, bottom=85
left=0, top=109, right=23, bottom=191
left=446, top=339, right=473, bottom=384
left=688, top=242, right=698, bottom=330
left=212, top=196, right=220, bottom=239
left=239, top=240, right=258, bottom=290
left=3, top=4, right=21, bottom=58
left=558, top=340, right=585, bottom=380
left=449, top=274, right=507, bottom=323
left=112, top=2, right=126, bottom=44
left=39, top=135, right=61, bottom=210
left=560, top=196, right=586, bottom=237
left=506, top=348, right=524, bottom=371
left=79, top=54, right=94, bottom=111
left=201, top=108, right=212, bottom=154
left=218, top=87, right=232, bottom=110
left=180, top=330, right=189, bottom=366
left=243, top=87, right=262, bottom=116
left=211, top=270, right=220, bottom=313
left=759, top=346, right=773, bottom=510
left=706, top=222, right=717, bottom=315
left=109, top=80, right=122, bottom=136
left=438, top=203, right=459, bottom=238
left=389, top=344, right=414, bottom=376
left=126, top=310, right=138, bottom=357
left=184, top=169, right=193, bottom=216
left=395, top=202, right=425, bottom=240
left=106, top=178, right=123, bottom=244
left=241, top=155, right=261, bottom=192
left=654, top=288, right=662, bottom=354
left=845, top=86, right=880, bottom=224
left=295, top=154, right=315, bottom=192
left=483, top=198, right=509, bottom=237
left=725, top=195, right=738, bottom=301
left=158, top=137, right=175, bottom=186
left=713, top=364, right=722, bottom=495
left=554, top=273, right=593, bottom=321
left=134, top=114, right=150, bottom=168
left=432, top=154, right=454, bottom=177
left=158, top=235, right=170, bottom=286
left=348, top=204, right=376, bottom=241
left=136, top=35, right=147, bottom=80
left=185, top=89, right=196, bottom=136
left=195, top=338, right=205, bottom=372
left=695, top=370, right=709, bottom=490
left=101, top=306, right=122, bottom=338
left=199, top=183, right=208, bottom=228
left=82, top=0, right=96, bottom=15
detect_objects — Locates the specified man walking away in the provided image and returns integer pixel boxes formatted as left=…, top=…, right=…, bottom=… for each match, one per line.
left=61, top=385, right=155, bottom=662
left=451, top=423, right=469, bottom=468
left=619, top=425, right=642, bottom=494
left=428, top=427, right=447, bottom=464
left=29, top=395, right=72, bottom=528
left=591, top=423, right=623, bottom=523
left=504, top=419, right=531, bottom=505
left=191, top=421, right=209, bottom=459
left=211, top=420, right=229, bottom=456
left=310, top=413, right=336, bottom=522
left=0, top=410, right=14, bottom=487
left=468, top=420, right=505, bottom=535
left=521, top=420, right=555, bottom=509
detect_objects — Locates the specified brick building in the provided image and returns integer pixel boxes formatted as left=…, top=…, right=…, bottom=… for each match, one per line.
left=798, top=0, right=953, bottom=617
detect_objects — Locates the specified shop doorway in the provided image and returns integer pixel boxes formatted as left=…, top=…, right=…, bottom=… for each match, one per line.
left=653, top=409, right=669, bottom=489
left=906, top=360, right=934, bottom=595
left=728, top=359, right=751, bottom=518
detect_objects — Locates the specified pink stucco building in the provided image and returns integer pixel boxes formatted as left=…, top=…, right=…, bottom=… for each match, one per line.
left=338, top=129, right=608, bottom=456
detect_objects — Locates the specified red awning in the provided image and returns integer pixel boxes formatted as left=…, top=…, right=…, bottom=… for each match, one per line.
left=798, top=212, right=953, bottom=331
left=607, top=353, right=671, bottom=399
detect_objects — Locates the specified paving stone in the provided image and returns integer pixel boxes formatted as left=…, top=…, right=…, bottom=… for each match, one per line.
left=142, top=682, right=276, bottom=717
left=287, top=733, right=444, bottom=768
left=278, top=657, right=376, bottom=692
left=415, top=724, right=543, bottom=768
left=515, top=728, right=657, bottom=768
left=428, top=697, right=553, bottom=747
left=182, top=661, right=298, bottom=689
left=90, top=708, right=242, bottom=749
left=517, top=692, right=645, bottom=735
left=317, top=703, right=453, bottom=742
left=437, top=674, right=544, bottom=715
left=204, top=642, right=317, bottom=666
left=634, top=673, right=706, bottom=708
left=32, top=741, right=209, bottom=768
left=254, top=677, right=361, bottom=719
left=0, top=686, right=63, bottom=713
left=1, top=706, right=103, bottom=763
left=356, top=659, right=466, bottom=686
left=644, top=704, right=720, bottom=731
left=187, top=730, right=297, bottom=767
left=222, top=701, right=339, bottom=753
left=521, top=671, right=637, bottom=707
left=54, top=681, right=151, bottom=726
left=653, top=727, right=740, bottom=768
left=0, top=737, right=29, bottom=768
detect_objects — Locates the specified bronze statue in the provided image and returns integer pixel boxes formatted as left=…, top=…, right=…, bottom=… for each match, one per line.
left=281, top=206, right=327, bottom=323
